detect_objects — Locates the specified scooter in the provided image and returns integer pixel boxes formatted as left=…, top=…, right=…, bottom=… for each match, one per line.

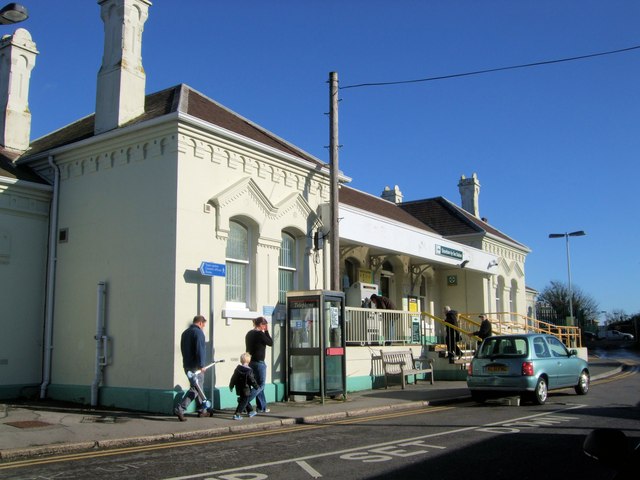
left=583, top=428, right=640, bottom=479
left=187, top=359, right=225, bottom=416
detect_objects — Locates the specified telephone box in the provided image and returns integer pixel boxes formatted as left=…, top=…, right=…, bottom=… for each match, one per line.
left=285, top=290, right=347, bottom=402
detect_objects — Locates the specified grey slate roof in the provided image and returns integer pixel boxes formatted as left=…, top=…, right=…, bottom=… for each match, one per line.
left=399, top=196, right=529, bottom=250
left=339, top=186, right=439, bottom=234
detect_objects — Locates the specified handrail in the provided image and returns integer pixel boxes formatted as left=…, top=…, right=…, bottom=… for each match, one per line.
left=345, top=307, right=582, bottom=349
left=463, top=311, right=582, bottom=348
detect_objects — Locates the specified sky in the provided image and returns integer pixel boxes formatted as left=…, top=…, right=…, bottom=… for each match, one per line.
left=11, top=0, right=640, bottom=317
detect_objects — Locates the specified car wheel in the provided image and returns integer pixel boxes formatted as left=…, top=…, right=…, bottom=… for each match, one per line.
left=471, top=391, right=487, bottom=403
left=575, top=370, right=590, bottom=395
left=532, top=377, right=548, bottom=405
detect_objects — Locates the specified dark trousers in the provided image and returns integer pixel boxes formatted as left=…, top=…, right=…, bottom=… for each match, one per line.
left=235, top=387, right=260, bottom=414
left=446, top=328, right=461, bottom=357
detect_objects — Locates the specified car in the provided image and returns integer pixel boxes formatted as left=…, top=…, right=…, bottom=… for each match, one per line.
left=466, top=333, right=589, bottom=405
left=583, top=331, right=598, bottom=342
left=598, top=329, right=634, bottom=341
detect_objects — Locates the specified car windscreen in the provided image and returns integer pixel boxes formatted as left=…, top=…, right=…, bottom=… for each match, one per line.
left=477, top=337, right=528, bottom=359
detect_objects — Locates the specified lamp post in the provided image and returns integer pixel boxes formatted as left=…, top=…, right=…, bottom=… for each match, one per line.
left=549, top=230, right=586, bottom=325
left=0, top=3, right=29, bottom=24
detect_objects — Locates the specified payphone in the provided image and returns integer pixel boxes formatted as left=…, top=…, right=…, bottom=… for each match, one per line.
left=285, top=290, right=346, bottom=402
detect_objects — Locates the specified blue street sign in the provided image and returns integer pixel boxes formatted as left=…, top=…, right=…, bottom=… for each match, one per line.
left=199, top=261, right=226, bottom=277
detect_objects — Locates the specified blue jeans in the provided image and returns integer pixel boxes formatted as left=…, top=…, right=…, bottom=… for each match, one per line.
left=250, top=360, right=267, bottom=410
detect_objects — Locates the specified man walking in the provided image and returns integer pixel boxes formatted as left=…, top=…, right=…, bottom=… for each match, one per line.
left=175, top=315, right=210, bottom=421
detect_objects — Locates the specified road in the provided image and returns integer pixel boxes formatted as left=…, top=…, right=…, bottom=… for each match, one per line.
left=2, top=359, right=639, bottom=480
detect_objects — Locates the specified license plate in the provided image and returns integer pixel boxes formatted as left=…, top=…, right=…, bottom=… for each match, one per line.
left=486, top=364, right=508, bottom=373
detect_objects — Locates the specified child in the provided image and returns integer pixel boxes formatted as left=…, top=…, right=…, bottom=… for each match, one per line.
left=229, top=352, right=260, bottom=420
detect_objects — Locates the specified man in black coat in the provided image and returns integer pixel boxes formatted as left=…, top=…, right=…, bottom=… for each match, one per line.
left=444, top=306, right=461, bottom=362
left=175, top=315, right=210, bottom=421
left=473, top=314, right=493, bottom=341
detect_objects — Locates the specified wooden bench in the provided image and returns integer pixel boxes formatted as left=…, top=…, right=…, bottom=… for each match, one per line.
left=380, top=350, right=434, bottom=389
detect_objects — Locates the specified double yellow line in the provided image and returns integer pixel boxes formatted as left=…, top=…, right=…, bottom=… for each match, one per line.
left=0, top=405, right=453, bottom=471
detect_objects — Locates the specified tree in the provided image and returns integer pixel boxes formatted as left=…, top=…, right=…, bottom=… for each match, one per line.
left=605, top=309, right=628, bottom=325
left=538, top=280, right=599, bottom=328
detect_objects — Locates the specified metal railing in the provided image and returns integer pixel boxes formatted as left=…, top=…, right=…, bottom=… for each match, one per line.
left=345, top=308, right=582, bottom=349
left=461, top=312, right=582, bottom=348
left=344, top=307, right=435, bottom=346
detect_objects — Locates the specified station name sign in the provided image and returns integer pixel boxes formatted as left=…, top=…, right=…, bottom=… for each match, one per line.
left=435, top=244, right=463, bottom=260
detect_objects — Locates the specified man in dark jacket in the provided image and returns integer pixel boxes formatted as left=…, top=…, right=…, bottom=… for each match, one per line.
left=473, top=314, right=493, bottom=341
left=175, top=315, right=209, bottom=421
left=444, top=306, right=461, bottom=362
left=370, top=294, right=396, bottom=310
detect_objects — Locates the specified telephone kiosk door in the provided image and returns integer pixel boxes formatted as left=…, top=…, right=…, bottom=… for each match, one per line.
left=285, top=290, right=346, bottom=402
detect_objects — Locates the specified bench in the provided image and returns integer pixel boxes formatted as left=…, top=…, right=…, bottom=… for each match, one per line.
left=380, top=350, right=434, bottom=389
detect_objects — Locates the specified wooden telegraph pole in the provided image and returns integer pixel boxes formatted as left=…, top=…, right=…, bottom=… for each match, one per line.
left=329, top=72, right=340, bottom=291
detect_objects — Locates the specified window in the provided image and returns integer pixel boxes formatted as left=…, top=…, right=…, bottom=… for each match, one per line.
left=546, top=336, right=569, bottom=358
left=226, top=221, right=249, bottom=304
left=278, top=232, right=296, bottom=304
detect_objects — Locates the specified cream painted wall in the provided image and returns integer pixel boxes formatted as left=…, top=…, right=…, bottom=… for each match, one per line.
left=0, top=180, right=50, bottom=387
left=171, top=122, right=330, bottom=389
left=45, top=124, right=180, bottom=392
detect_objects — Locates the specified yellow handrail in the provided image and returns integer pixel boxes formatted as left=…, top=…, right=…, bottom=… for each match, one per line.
left=461, top=311, right=582, bottom=348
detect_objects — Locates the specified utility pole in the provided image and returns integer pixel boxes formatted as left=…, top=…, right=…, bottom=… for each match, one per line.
left=329, top=72, right=340, bottom=291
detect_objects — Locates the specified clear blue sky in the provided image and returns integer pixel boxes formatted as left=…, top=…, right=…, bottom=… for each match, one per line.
left=15, top=0, right=640, bottom=316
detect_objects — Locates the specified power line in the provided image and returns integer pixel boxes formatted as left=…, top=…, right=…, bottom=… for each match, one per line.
left=340, top=45, right=640, bottom=90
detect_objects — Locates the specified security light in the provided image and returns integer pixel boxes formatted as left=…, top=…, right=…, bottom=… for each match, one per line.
left=0, top=3, right=28, bottom=25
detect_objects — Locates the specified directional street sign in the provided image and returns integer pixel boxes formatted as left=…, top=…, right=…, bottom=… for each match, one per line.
left=199, top=261, right=226, bottom=277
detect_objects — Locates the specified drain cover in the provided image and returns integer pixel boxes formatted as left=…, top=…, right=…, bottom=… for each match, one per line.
left=5, top=420, right=52, bottom=429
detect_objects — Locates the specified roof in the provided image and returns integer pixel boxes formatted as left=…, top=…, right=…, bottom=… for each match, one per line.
left=0, top=147, right=47, bottom=184
left=24, top=84, right=324, bottom=168
left=399, top=196, right=528, bottom=250
left=339, top=186, right=439, bottom=234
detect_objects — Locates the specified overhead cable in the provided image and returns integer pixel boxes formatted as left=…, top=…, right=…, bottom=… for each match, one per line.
left=340, top=45, right=640, bottom=90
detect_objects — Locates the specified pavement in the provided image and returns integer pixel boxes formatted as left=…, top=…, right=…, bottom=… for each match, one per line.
left=0, top=357, right=624, bottom=462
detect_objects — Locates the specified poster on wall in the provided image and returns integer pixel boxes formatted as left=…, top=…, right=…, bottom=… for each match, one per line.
left=358, top=269, right=372, bottom=284
left=408, top=295, right=418, bottom=313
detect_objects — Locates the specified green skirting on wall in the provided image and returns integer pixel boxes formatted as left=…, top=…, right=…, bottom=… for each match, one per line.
left=9, top=370, right=460, bottom=414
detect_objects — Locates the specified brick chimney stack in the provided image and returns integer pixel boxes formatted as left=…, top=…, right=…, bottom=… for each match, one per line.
left=95, top=0, right=151, bottom=135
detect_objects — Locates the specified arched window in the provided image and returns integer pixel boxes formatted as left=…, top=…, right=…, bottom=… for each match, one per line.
left=226, top=221, right=249, bottom=305
left=278, top=232, right=296, bottom=303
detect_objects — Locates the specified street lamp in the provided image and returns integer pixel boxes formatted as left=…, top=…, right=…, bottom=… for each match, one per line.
left=549, top=230, right=586, bottom=325
left=0, top=3, right=28, bottom=25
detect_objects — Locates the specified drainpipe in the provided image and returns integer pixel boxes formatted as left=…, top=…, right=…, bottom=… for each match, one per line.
left=92, top=282, right=107, bottom=407
left=40, top=155, right=60, bottom=399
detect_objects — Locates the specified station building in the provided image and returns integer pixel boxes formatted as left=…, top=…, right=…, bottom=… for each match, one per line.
left=0, top=0, right=530, bottom=412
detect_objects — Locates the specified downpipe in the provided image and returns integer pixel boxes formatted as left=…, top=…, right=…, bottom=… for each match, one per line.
left=91, top=281, right=107, bottom=407
left=40, top=155, right=60, bottom=399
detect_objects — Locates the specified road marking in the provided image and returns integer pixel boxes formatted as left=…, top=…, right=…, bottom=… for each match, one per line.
left=296, top=460, right=322, bottom=478
left=0, top=406, right=449, bottom=470
left=163, top=404, right=586, bottom=480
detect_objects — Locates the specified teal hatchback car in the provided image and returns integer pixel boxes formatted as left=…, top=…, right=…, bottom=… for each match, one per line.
left=466, top=333, right=590, bottom=405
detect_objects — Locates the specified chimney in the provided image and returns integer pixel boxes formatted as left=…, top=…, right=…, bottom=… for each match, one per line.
left=0, top=28, right=38, bottom=152
left=381, top=185, right=403, bottom=204
left=95, top=0, right=150, bottom=135
left=458, top=173, right=480, bottom=217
